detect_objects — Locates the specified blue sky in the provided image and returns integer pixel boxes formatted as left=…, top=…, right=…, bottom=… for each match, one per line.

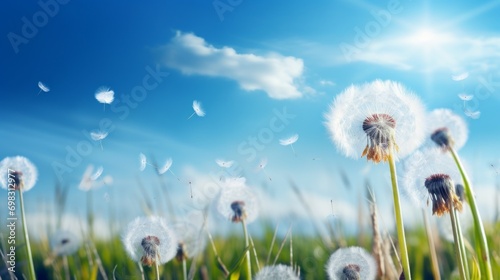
left=1, top=0, right=500, bottom=238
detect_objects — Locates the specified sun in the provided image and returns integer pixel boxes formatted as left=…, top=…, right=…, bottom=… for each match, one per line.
left=407, top=27, right=454, bottom=47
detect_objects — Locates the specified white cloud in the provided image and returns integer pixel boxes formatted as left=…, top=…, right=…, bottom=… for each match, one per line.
left=338, top=30, right=500, bottom=73
left=160, top=31, right=312, bottom=99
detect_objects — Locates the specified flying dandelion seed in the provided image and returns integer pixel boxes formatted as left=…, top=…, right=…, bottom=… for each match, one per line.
left=216, top=159, right=234, bottom=181
left=464, top=108, right=480, bottom=119
left=279, top=134, right=299, bottom=156
left=139, top=153, right=150, bottom=171
left=122, top=216, right=178, bottom=266
left=37, top=81, right=50, bottom=95
left=90, top=131, right=108, bottom=150
left=458, top=93, right=473, bottom=101
left=157, top=158, right=180, bottom=181
left=187, top=100, right=205, bottom=119
left=325, top=246, right=376, bottom=280
left=95, top=87, right=115, bottom=111
left=90, top=166, right=104, bottom=181
left=452, top=72, right=469, bottom=81
left=255, top=264, right=300, bottom=280
left=256, top=158, right=271, bottom=181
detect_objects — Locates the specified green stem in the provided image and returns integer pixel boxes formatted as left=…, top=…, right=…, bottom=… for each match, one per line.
left=242, top=219, right=252, bottom=280
left=455, top=210, right=470, bottom=279
left=449, top=148, right=492, bottom=280
left=388, top=153, right=411, bottom=280
left=18, top=190, right=37, bottom=280
left=137, top=262, right=145, bottom=280
left=155, top=261, right=160, bottom=280
left=449, top=203, right=467, bottom=280
left=422, top=210, right=441, bottom=280
left=182, top=258, right=187, bottom=280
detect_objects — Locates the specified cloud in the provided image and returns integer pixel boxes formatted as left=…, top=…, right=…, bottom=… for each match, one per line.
left=337, top=31, right=500, bottom=73
left=160, top=31, right=311, bottom=99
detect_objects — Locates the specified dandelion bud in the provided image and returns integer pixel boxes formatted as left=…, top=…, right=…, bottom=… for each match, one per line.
left=430, top=127, right=454, bottom=150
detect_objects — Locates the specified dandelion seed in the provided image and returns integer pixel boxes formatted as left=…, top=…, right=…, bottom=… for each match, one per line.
left=401, top=148, right=463, bottom=214
left=216, top=177, right=259, bottom=224
left=464, top=108, right=480, bottom=119
left=79, top=165, right=112, bottom=191
left=95, top=87, right=114, bottom=111
left=427, top=109, right=468, bottom=151
left=325, top=246, right=376, bottom=280
left=458, top=93, right=473, bottom=101
left=256, top=158, right=272, bottom=181
left=90, top=131, right=108, bottom=150
left=279, top=134, right=299, bottom=156
left=90, top=166, right=104, bottom=181
left=50, top=230, right=81, bottom=257
left=139, top=153, right=148, bottom=171
left=254, top=264, right=300, bottom=280
left=122, top=216, right=178, bottom=266
left=0, top=156, right=38, bottom=192
left=37, top=81, right=50, bottom=95
left=216, top=159, right=234, bottom=168
left=325, top=80, right=425, bottom=163
left=187, top=100, right=205, bottom=119
left=452, top=72, right=469, bottom=81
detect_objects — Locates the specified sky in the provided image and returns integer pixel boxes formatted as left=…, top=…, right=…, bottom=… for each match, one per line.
left=1, top=0, right=500, bottom=239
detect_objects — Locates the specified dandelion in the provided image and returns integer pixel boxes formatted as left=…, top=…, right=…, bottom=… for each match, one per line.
left=50, top=230, right=81, bottom=257
left=123, top=216, right=178, bottom=279
left=216, top=177, right=259, bottom=279
left=324, top=80, right=425, bottom=279
left=325, top=246, right=376, bottom=280
left=37, top=81, right=50, bottom=95
left=426, top=109, right=468, bottom=151
left=0, top=156, right=38, bottom=279
left=279, top=134, right=299, bottom=156
left=95, top=87, right=114, bottom=111
left=90, top=130, right=108, bottom=150
left=187, top=100, right=205, bottom=119
left=254, top=264, right=300, bottom=280
left=172, top=219, right=207, bottom=280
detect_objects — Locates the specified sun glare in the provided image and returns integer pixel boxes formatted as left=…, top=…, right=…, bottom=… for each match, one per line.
left=407, top=27, right=455, bottom=48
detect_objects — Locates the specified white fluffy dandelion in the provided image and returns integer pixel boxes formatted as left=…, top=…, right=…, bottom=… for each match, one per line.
left=0, top=156, right=38, bottom=192
left=50, top=230, right=81, bottom=257
left=255, top=264, right=300, bottom=280
left=216, top=177, right=259, bottom=224
left=172, top=220, right=207, bottom=260
left=279, top=134, right=299, bottom=156
left=425, top=109, right=468, bottom=151
left=90, top=131, right=108, bottom=150
left=400, top=148, right=463, bottom=215
left=122, top=216, right=178, bottom=266
left=95, top=87, right=114, bottom=111
left=187, top=100, right=205, bottom=119
left=37, top=81, right=50, bottom=95
left=324, top=80, right=426, bottom=162
left=325, top=246, right=376, bottom=280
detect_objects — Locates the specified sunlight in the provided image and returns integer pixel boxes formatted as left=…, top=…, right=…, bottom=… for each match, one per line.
left=407, top=27, right=454, bottom=47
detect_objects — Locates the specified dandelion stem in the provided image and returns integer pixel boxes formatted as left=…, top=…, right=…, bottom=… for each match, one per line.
left=422, top=210, right=441, bottom=280
left=455, top=209, right=470, bottom=279
left=449, top=201, right=467, bottom=280
left=449, top=148, right=493, bottom=280
left=18, top=189, right=37, bottom=280
left=137, top=262, right=145, bottom=280
left=63, top=255, right=70, bottom=280
left=155, top=261, right=160, bottom=280
left=182, top=258, right=187, bottom=280
left=241, top=219, right=252, bottom=280
left=388, top=152, right=411, bottom=280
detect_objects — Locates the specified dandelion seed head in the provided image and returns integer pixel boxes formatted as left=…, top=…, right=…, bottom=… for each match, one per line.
left=50, top=230, right=81, bottom=257
left=95, top=87, right=115, bottom=104
left=426, top=109, right=468, bottom=151
left=254, top=264, right=300, bottom=280
left=424, top=173, right=462, bottom=216
left=122, top=216, right=178, bottom=265
left=172, top=220, right=206, bottom=259
left=0, top=156, right=38, bottom=192
left=324, top=80, right=426, bottom=162
left=325, top=246, right=376, bottom=280
left=216, top=178, right=259, bottom=223
left=401, top=148, right=463, bottom=212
